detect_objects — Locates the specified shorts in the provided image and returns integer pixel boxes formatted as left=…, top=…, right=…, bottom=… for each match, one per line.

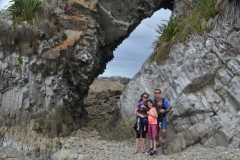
left=161, top=117, right=167, bottom=130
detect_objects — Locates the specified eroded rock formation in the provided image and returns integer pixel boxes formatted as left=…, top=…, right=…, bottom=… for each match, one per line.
left=119, top=0, right=240, bottom=154
left=0, top=0, right=173, bottom=151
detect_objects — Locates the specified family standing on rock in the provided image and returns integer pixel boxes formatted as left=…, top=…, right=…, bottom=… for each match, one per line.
left=133, top=89, right=171, bottom=156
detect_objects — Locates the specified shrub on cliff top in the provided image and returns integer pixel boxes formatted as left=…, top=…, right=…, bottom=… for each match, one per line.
left=150, top=0, right=220, bottom=64
left=7, top=0, right=43, bottom=24
left=150, top=16, right=188, bottom=64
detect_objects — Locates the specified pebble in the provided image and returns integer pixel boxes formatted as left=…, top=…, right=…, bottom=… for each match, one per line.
left=0, top=130, right=239, bottom=159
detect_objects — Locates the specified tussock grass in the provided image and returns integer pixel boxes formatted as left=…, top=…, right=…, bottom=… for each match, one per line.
left=0, top=21, right=38, bottom=56
left=37, top=20, right=55, bottom=39
left=14, top=25, right=39, bottom=56
left=15, top=25, right=38, bottom=44
left=188, top=16, right=208, bottom=35
left=150, top=16, right=188, bottom=64
left=35, top=5, right=54, bottom=21
left=0, top=20, right=14, bottom=46
left=1, top=0, right=60, bottom=55
left=191, top=0, right=220, bottom=20
left=150, top=0, right=221, bottom=64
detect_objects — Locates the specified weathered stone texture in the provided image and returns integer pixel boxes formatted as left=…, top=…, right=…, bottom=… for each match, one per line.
left=0, top=0, right=171, bottom=152
left=119, top=0, right=240, bottom=154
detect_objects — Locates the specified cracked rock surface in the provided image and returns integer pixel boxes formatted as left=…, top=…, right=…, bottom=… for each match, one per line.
left=119, top=0, right=240, bottom=154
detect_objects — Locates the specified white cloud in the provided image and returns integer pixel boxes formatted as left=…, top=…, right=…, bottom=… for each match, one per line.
left=0, top=0, right=11, bottom=10
left=100, top=9, right=172, bottom=78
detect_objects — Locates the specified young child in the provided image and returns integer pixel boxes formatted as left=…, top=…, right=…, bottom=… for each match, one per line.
left=137, top=104, right=148, bottom=131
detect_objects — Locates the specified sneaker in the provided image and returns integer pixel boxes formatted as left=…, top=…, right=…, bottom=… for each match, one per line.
left=162, top=142, right=167, bottom=149
left=150, top=150, right=157, bottom=156
left=147, top=148, right=153, bottom=153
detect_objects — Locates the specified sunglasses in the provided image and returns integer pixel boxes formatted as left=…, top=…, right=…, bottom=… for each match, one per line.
left=155, top=92, right=160, bottom=94
left=142, top=96, right=148, bottom=98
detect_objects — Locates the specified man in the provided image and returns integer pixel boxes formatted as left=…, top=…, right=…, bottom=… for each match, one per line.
left=152, top=89, right=171, bottom=149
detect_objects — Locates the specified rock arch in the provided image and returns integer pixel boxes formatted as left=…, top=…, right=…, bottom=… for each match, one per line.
left=0, top=0, right=173, bottom=146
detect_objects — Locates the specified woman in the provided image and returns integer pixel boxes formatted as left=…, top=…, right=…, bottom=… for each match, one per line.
left=133, top=92, right=149, bottom=154
left=146, top=99, right=158, bottom=156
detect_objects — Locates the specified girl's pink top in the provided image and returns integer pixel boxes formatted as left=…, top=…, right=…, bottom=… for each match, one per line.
left=148, top=108, right=157, bottom=124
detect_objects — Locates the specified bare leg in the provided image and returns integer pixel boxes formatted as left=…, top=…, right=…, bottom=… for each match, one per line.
left=137, top=126, right=139, bottom=130
left=135, top=138, right=139, bottom=152
left=157, top=122, right=161, bottom=146
left=162, top=130, right=167, bottom=143
left=149, top=140, right=153, bottom=149
left=156, top=135, right=159, bottom=146
left=141, top=138, right=146, bottom=152
left=153, top=140, right=157, bottom=151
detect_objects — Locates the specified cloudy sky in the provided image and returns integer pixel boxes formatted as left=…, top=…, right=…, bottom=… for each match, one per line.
left=100, top=9, right=171, bottom=78
left=0, top=0, right=11, bottom=10
left=0, top=1, right=171, bottom=78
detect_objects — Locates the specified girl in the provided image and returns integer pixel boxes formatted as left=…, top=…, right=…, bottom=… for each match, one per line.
left=146, top=99, right=158, bottom=156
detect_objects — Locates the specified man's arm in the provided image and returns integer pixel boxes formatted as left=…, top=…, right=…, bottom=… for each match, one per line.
left=160, top=98, right=171, bottom=113
left=164, top=99, right=171, bottom=112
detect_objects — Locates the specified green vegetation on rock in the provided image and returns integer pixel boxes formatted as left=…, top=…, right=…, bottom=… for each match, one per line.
left=150, top=16, right=187, bottom=64
left=191, top=0, right=220, bottom=20
left=150, top=0, right=221, bottom=64
left=14, top=57, right=23, bottom=67
left=7, top=0, right=44, bottom=24
left=62, top=31, right=68, bottom=41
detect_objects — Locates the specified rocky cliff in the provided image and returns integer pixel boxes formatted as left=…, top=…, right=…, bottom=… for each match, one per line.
left=1, top=0, right=239, bottom=156
left=0, top=0, right=173, bottom=152
left=119, top=0, right=240, bottom=154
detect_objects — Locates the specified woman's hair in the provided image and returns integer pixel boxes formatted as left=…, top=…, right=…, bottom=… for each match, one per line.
left=138, top=92, right=149, bottom=102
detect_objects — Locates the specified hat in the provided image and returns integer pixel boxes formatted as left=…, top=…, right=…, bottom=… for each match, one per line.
left=139, top=101, right=144, bottom=105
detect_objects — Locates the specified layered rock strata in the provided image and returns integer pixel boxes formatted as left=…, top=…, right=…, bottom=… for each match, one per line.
left=119, top=0, right=240, bottom=154
left=0, top=0, right=173, bottom=152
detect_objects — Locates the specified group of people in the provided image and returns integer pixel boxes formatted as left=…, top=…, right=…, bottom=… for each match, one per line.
left=133, top=89, right=171, bottom=156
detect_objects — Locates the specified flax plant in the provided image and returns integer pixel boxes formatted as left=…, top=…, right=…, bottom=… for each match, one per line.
left=7, top=0, right=43, bottom=23
left=150, top=17, right=187, bottom=64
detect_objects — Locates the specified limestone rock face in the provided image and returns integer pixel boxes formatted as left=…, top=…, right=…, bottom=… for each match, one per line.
left=119, top=0, right=240, bottom=153
left=0, top=0, right=171, bottom=150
